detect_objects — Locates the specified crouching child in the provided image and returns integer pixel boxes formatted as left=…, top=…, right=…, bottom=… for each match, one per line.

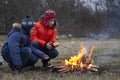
left=31, top=9, right=60, bottom=69
left=1, top=16, right=38, bottom=73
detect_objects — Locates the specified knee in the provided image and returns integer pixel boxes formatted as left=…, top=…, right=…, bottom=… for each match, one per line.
left=32, top=55, right=38, bottom=62
left=31, top=41, right=40, bottom=49
left=21, top=47, right=33, bottom=59
left=30, top=54, right=38, bottom=64
left=49, top=49, right=59, bottom=58
left=31, top=58, right=38, bottom=64
left=21, top=47, right=32, bottom=54
left=26, top=47, right=32, bottom=53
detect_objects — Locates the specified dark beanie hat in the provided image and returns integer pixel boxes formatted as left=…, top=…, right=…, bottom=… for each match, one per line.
left=21, top=16, right=35, bottom=34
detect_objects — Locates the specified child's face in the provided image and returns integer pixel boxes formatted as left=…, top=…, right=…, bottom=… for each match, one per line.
left=48, top=20, right=55, bottom=28
left=30, top=27, right=34, bottom=34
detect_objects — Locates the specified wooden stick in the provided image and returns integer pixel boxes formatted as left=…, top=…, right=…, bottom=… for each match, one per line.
left=88, top=46, right=95, bottom=58
left=90, top=64, right=99, bottom=68
left=62, top=69, right=70, bottom=73
left=56, top=65, right=66, bottom=68
left=91, top=68, right=98, bottom=72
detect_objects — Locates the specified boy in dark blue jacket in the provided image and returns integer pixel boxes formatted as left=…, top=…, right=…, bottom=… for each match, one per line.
left=1, top=16, right=38, bottom=73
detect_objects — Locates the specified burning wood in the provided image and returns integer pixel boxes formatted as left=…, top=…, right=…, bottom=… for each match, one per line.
left=53, top=46, right=99, bottom=73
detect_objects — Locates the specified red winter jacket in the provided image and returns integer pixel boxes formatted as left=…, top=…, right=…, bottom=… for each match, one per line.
left=31, top=22, right=57, bottom=47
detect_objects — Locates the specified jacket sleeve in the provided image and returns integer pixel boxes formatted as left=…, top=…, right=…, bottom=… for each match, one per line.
left=7, top=32, right=22, bottom=66
left=49, top=28, right=57, bottom=43
left=30, top=45, right=45, bottom=59
left=31, top=24, right=46, bottom=47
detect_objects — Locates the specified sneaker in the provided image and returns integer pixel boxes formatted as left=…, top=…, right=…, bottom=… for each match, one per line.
left=0, top=62, right=2, bottom=65
left=8, top=63, right=14, bottom=71
left=41, top=62, right=53, bottom=70
left=14, top=68, right=22, bottom=73
left=0, top=56, right=3, bottom=65
left=22, top=65, right=35, bottom=71
left=43, top=63, right=52, bottom=67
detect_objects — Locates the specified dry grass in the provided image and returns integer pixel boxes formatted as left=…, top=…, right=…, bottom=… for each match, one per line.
left=0, top=35, right=120, bottom=80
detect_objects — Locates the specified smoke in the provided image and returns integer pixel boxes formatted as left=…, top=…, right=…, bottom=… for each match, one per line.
left=89, top=33, right=109, bottom=40
left=88, top=0, right=120, bottom=40
left=101, top=0, right=120, bottom=38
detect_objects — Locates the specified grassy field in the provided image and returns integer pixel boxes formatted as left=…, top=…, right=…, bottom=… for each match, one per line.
left=0, top=35, right=120, bottom=80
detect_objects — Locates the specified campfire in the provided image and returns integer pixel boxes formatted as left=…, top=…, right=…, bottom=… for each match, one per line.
left=53, top=45, right=99, bottom=73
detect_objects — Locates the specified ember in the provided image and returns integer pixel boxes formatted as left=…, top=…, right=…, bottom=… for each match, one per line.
left=54, top=46, right=99, bottom=73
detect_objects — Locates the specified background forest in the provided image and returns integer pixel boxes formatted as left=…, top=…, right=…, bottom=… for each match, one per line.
left=0, top=0, right=120, bottom=37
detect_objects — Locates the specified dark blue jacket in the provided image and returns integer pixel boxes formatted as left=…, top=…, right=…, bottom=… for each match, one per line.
left=1, top=23, right=30, bottom=66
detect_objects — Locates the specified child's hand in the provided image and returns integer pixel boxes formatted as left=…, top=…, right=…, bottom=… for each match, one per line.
left=53, top=42, right=60, bottom=47
left=44, top=54, right=49, bottom=60
left=46, top=42, right=53, bottom=49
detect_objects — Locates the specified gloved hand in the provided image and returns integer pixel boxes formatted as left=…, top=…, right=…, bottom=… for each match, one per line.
left=42, top=54, right=49, bottom=60
left=14, top=66, right=22, bottom=73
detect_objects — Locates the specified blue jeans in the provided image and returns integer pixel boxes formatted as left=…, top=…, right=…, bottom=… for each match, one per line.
left=31, top=42, right=58, bottom=62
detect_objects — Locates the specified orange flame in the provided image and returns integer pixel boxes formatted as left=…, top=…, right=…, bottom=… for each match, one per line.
left=64, top=45, right=96, bottom=71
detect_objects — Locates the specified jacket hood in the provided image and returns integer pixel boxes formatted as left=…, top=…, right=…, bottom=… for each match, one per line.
left=8, top=23, right=21, bottom=37
left=12, top=23, right=21, bottom=29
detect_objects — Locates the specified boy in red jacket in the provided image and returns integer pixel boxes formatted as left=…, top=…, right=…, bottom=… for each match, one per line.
left=31, top=9, right=60, bottom=68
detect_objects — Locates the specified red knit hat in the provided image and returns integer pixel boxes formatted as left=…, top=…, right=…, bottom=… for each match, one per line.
left=43, top=9, right=56, bottom=27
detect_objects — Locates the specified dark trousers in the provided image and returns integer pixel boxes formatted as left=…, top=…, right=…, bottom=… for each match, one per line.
left=2, top=47, right=38, bottom=67
left=31, top=41, right=59, bottom=64
left=21, top=47, right=38, bottom=67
